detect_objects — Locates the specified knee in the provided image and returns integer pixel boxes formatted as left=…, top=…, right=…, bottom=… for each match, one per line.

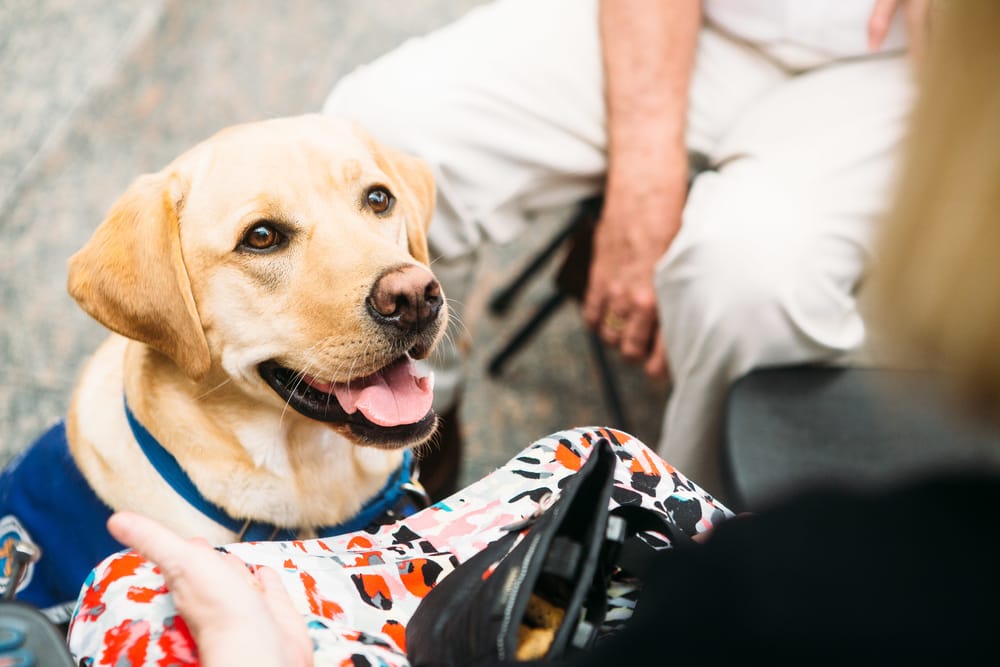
left=655, top=232, right=864, bottom=371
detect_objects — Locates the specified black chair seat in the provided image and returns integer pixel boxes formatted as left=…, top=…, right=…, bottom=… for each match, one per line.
left=724, top=365, right=1000, bottom=509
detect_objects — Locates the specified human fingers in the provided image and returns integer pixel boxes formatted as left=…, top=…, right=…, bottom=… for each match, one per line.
left=108, top=513, right=293, bottom=667
left=599, top=306, right=629, bottom=346
left=221, top=553, right=262, bottom=591
left=256, top=567, right=313, bottom=667
left=582, top=216, right=621, bottom=332
left=582, top=273, right=610, bottom=331
left=110, top=513, right=267, bottom=617
left=183, top=557, right=290, bottom=667
left=108, top=513, right=242, bottom=630
left=643, top=333, right=669, bottom=379
left=867, top=0, right=900, bottom=52
left=107, top=512, right=200, bottom=578
left=692, top=512, right=754, bottom=543
left=619, top=296, right=657, bottom=363
left=589, top=275, right=627, bottom=346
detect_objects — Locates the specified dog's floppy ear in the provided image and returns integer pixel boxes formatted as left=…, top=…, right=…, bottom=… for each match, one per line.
left=378, top=146, right=436, bottom=265
left=67, top=171, right=211, bottom=381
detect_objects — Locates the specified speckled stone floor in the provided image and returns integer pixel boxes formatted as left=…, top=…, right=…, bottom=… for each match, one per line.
left=0, top=0, right=668, bottom=487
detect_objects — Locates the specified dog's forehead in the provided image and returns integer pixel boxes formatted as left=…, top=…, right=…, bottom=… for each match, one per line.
left=178, top=117, right=385, bottom=208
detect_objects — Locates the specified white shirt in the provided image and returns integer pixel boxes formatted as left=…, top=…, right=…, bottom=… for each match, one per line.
left=704, top=0, right=909, bottom=70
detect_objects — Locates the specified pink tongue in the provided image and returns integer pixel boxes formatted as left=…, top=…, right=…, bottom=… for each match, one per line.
left=330, top=358, right=433, bottom=427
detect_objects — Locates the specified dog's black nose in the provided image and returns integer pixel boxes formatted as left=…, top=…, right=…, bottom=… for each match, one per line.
left=367, top=265, right=443, bottom=332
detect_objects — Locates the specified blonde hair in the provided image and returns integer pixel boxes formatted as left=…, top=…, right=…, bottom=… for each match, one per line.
left=874, top=1, right=1000, bottom=415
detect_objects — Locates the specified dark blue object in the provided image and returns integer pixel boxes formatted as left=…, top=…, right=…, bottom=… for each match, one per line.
left=0, top=422, right=123, bottom=611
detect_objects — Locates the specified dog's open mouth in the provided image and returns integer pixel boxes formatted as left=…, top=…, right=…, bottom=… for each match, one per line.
left=258, top=355, right=436, bottom=446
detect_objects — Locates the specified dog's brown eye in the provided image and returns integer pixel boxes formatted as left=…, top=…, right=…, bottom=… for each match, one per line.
left=242, top=223, right=284, bottom=251
left=366, top=187, right=394, bottom=214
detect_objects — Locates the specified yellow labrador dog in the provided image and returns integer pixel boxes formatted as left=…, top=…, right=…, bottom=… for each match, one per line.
left=0, top=115, right=445, bottom=614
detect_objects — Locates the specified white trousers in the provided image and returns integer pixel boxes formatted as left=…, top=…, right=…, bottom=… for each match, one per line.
left=324, top=0, right=914, bottom=496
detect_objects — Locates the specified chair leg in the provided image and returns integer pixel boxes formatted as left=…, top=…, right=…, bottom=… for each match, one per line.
left=487, top=195, right=629, bottom=428
left=488, top=216, right=580, bottom=315
left=586, top=330, right=630, bottom=432
left=488, top=291, right=567, bottom=376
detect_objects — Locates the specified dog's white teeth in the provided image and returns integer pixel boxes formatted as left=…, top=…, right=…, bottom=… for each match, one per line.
left=301, top=373, right=334, bottom=393
left=416, top=371, right=435, bottom=393
left=410, top=360, right=434, bottom=393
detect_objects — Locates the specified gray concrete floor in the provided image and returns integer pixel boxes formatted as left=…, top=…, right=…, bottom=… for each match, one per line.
left=0, top=0, right=668, bottom=486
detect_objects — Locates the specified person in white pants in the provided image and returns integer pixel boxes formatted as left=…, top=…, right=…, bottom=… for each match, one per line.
left=323, top=0, right=918, bottom=498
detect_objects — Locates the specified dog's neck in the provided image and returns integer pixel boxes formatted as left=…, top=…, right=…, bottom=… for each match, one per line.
left=68, top=336, right=404, bottom=541
left=123, top=396, right=417, bottom=540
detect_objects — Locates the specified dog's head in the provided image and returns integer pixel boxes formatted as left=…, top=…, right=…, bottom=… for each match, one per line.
left=68, top=115, right=446, bottom=448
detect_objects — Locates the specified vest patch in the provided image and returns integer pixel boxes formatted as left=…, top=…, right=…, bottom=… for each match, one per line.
left=0, top=514, right=37, bottom=596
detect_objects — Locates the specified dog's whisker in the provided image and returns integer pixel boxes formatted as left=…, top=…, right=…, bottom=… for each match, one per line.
left=333, top=340, right=367, bottom=412
left=345, top=338, right=367, bottom=391
left=446, top=310, right=466, bottom=338
left=433, top=312, right=465, bottom=361
left=194, top=377, right=233, bottom=401
left=297, top=338, right=343, bottom=417
left=446, top=299, right=469, bottom=332
left=412, top=418, right=444, bottom=462
left=304, top=346, right=337, bottom=414
left=279, top=357, right=317, bottom=429
left=439, top=313, right=467, bottom=350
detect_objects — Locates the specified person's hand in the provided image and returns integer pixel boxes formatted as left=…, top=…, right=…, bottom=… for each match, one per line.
left=107, top=512, right=313, bottom=667
left=581, top=154, right=687, bottom=378
left=868, top=0, right=931, bottom=61
left=589, top=0, right=698, bottom=379
left=691, top=512, right=755, bottom=544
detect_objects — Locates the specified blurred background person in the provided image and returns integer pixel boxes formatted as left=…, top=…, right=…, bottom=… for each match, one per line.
left=324, top=0, right=923, bottom=499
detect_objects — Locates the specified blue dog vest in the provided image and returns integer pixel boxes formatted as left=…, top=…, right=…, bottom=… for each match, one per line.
left=0, top=421, right=122, bottom=616
left=0, top=415, right=425, bottom=619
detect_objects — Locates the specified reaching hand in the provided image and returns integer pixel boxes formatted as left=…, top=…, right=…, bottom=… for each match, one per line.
left=868, top=0, right=931, bottom=61
left=107, top=512, right=313, bottom=667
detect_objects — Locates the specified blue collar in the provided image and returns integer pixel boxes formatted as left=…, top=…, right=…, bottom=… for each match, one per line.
left=123, top=396, right=420, bottom=541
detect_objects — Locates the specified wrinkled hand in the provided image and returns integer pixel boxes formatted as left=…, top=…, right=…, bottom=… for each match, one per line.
left=107, top=512, right=313, bottom=667
left=581, top=168, right=686, bottom=378
left=868, top=0, right=931, bottom=61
